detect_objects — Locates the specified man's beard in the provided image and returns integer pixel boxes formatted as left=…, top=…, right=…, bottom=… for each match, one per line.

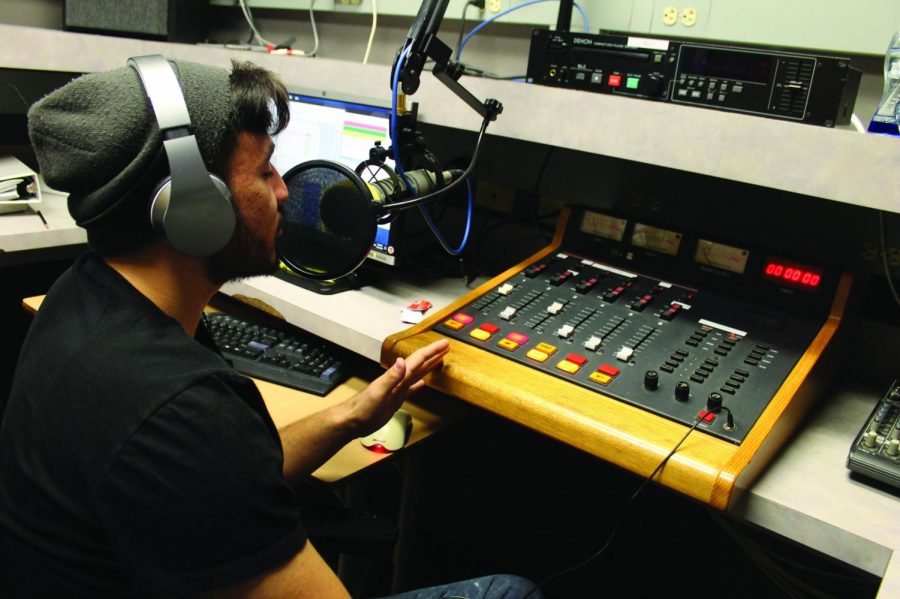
left=205, top=213, right=278, bottom=285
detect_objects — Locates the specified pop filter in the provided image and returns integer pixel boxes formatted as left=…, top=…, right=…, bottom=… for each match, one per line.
left=277, top=160, right=379, bottom=281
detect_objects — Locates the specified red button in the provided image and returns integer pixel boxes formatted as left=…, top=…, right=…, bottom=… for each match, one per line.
left=479, top=323, right=500, bottom=334
left=609, top=74, right=622, bottom=87
left=453, top=312, right=474, bottom=325
left=565, top=353, right=588, bottom=366
left=507, top=332, right=529, bottom=344
left=698, top=410, right=716, bottom=423
left=598, top=364, right=620, bottom=377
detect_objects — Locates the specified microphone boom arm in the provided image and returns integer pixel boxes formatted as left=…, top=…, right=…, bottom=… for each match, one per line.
left=395, top=0, right=503, bottom=122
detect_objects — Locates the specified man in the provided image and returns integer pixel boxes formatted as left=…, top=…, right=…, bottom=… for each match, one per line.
left=0, top=58, right=541, bottom=599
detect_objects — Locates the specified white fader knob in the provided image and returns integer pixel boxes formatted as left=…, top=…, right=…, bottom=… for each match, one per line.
left=887, top=439, right=900, bottom=457
left=547, top=301, right=565, bottom=315
left=615, top=346, right=634, bottom=362
left=584, top=335, right=602, bottom=351
left=499, top=306, right=517, bottom=321
left=498, top=283, right=515, bottom=296
left=864, top=431, right=878, bottom=448
left=557, top=324, right=575, bottom=338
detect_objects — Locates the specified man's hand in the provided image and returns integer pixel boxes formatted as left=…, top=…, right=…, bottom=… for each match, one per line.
left=277, top=338, right=450, bottom=483
left=344, top=338, right=450, bottom=436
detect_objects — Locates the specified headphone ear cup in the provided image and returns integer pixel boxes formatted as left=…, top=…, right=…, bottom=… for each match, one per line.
left=149, top=176, right=173, bottom=236
left=149, top=173, right=235, bottom=256
left=209, top=174, right=232, bottom=204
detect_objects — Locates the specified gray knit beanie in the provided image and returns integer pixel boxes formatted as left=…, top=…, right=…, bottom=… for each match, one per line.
left=27, top=58, right=233, bottom=244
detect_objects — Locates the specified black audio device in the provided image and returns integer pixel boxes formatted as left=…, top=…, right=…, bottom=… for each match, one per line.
left=526, top=30, right=861, bottom=127
left=847, top=380, right=900, bottom=489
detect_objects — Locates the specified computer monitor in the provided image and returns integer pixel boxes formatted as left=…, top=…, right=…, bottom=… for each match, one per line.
left=272, top=90, right=397, bottom=269
left=0, top=68, right=82, bottom=169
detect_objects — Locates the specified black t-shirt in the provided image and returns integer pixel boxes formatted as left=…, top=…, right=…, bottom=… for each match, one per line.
left=0, top=253, right=307, bottom=597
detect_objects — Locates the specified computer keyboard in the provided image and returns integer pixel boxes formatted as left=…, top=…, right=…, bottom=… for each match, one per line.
left=204, top=312, right=349, bottom=396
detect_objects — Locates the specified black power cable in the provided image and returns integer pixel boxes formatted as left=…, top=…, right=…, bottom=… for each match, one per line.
left=524, top=418, right=704, bottom=597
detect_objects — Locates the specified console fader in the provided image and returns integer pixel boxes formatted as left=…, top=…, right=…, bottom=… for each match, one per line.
left=440, top=252, right=818, bottom=445
left=383, top=206, right=853, bottom=507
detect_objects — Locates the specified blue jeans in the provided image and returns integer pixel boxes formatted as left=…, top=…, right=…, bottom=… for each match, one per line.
left=374, top=574, right=544, bottom=599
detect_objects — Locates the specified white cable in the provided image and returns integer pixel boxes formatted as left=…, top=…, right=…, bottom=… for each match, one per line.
left=850, top=113, right=867, bottom=133
left=238, top=0, right=276, bottom=47
left=363, top=0, right=378, bottom=64
left=307, top=0, right=320, bottom=57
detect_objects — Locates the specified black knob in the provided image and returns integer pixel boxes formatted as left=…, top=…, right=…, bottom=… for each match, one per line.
left=675, top=381, right=690, bottom=401
left=644, top=370, right=659, bottom=390
left=707, top=392, right=723, bottom=413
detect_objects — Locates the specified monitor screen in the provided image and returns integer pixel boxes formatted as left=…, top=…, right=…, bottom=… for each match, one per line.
left=273, top=92, right=397, bottom=266
left=0, top=68, right=83, bottom=139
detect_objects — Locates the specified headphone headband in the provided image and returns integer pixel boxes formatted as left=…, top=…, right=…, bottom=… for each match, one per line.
left=128, top=55, right=192, bottom=132
left=128, top=55, right=235, bottom=257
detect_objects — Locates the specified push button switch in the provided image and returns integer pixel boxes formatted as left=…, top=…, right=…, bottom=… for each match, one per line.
left=470, top=329, right=491, bottom=341
left=526, top=349, right=550, bottom=362
left=534, top=342, right=558, bottom=355
left=497, top=338, right=519, bottom=351
left=589, top=372, right=612, bottom=385
left=452, top=312, right=474, bottom=325
left=556, top=359, right=581, bottom=374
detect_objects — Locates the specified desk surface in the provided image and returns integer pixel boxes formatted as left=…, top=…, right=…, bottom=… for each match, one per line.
left=0, top=191, right=85, bottom=254
left=256, top=377, right=468, bottom=484
left=12, top=237, right=900, bottom=596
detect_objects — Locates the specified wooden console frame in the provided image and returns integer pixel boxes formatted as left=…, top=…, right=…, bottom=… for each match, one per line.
left=382, top=208, right=853, bottom=509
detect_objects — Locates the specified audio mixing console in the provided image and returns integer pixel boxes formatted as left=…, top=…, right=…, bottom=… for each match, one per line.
left=383, top=206, right=853, bottom=508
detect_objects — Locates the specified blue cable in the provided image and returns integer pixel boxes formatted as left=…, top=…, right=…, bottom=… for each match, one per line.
left=457, top=0, right=589, bottom=60
left=390, top=45, right=413, bottom=188
left=390, top=44, right=473, bottom=256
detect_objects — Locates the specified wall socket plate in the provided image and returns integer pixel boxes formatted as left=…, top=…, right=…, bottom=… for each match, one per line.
left=651, top=0, right=711, bottom=34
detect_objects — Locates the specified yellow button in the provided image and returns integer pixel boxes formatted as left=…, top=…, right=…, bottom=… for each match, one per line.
left=444, top=319, right=464, bottom=331
left=535, top=342, right=558, bottom=355
left=526, top=349, right=549, bottom=362
left=469, top=329, right=491, bottom=341
left=589, top=372, right=612, bottom=385
left=497, top=339, right=520, bottom=351
left=556, top=360, right=580, bottom=374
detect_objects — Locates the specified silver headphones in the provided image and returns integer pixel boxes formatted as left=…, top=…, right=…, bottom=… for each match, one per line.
left=128, top=55, right=235, bottom=257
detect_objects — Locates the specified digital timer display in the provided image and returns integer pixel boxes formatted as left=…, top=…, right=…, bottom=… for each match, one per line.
left=762, top=258, right=823, bottom=290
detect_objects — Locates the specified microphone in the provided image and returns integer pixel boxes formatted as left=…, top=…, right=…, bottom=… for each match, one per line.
left=365, top=168, right=461, bottom=204
left=319, top=167, right=460, bottom=237
left=319, top=181, right=372, bottom=239
left=279, top=160, right=465, bottom=281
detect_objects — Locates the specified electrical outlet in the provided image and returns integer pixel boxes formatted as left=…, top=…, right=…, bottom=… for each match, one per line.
left=862, top=242, right=900, bottom=266
left=488, top=0, right=502, bottom=13
left=862, top=242, right=879, bottom=261
left=651, top=0, right=709, bottom=34
left=661, top=5, right=678, bottom=26
left=889, top=247, right=900, bottom=267
left=476, top=181, right=515, bottom=213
